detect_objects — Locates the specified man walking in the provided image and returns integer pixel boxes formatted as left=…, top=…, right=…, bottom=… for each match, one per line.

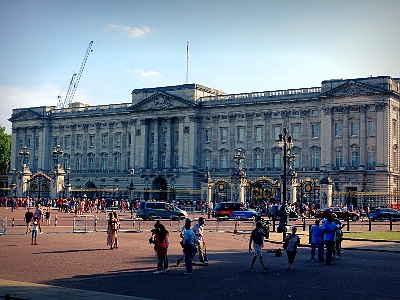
left=248, top=221, right=269, bottom=272
left=192, top=217, right=207, bottom=265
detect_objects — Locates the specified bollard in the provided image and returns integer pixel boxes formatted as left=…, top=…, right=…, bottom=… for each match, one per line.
left=55, top=215, right=58, bottom=227
left=238, top=219, right=240, bottom=227
left=302, top=217, right=306, bottom=231
left=94, top=215, right=98, bottom=232
left=133, top=219, right=135, bottom=228
left=12, top=216, right=14, bottom=227
left=170, top=217, right=172, bottom=227
left=390, top=217, right=393, bottom=231
left=234, top=221, right=237, bottom=234
left=368, top=218, right=372, bottom=231
left=347, top=218, right=350, bottom=231
left=272, top=219, right=276, bottom=232
left=308, top=224, right=312, bottom=244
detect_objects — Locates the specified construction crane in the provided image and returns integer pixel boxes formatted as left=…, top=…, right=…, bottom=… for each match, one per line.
left=57, top=41, right=93, bottom=109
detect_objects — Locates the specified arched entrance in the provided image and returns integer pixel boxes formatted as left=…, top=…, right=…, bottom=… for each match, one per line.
left=151, top=176, right=168, bottom=201
left=85, top=181, right=97, bottom=199
left=28, top=172, right=51, bottom=199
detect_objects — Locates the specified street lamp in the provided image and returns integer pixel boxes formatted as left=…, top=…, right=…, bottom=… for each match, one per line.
left=234, top=147, right=245, bottom=170
left=53, top=144, right=64, bottom=169
left=66, top=166, right=71, bottom=186
left=277, top=127, right=294, bottom=236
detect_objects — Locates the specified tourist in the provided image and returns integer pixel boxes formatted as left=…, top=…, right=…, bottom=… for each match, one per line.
left=248, top=221, right=269, bottom=273
left=24, top=208, right=33, bottom=234
left=182, top=219, right=195, bottom=275
left=106, top=212, right=117, bottom=249
left=322, top=213, right=337, bottom=265
left=310, top=219, right=324, bottom=262
left=284, top=226, right=300, bottom=271
left=31, top=217, right=39, bottom=245
left=192, top=217, right=207, bottom=264
left=33, top=205, right=43, bottom=234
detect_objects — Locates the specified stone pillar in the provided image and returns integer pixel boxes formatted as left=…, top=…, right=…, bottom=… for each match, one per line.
left=319, top=171, right=333, bottom=207
left=50, top=166, right=65, bottom=200
left=230, top=170, right=247, bottom=204
left=16, top=165, right=32, bottom=198
left=286, top=172, right=298, bottom=204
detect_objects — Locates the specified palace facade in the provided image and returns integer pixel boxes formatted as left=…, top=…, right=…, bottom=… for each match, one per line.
left=8, top=76, right=400, bottom=205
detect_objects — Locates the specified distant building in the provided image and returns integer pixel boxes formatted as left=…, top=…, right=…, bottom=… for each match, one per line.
left=9, top=76, right=400, bottom=206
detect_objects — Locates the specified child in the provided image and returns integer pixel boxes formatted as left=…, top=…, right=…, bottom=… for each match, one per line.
left=31, top=217, right=39, bottom=245
left=45, top=209, right=51, bottom=225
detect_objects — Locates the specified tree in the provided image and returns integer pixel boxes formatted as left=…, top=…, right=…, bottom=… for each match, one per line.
left=0, top=125, right=11, bottom=175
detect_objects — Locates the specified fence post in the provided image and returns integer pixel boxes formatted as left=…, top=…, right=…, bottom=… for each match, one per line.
left=302, top=217, right=306, bottom=231
left=308, top=224, right=312, bottom=244
left=73, top=216, right=75, bottom=232
left=55, top=215, right=58, bottom=227
left=389, top=217, right=393, bottom=231
left=346, top=218, right=350, bottom=231
left=85, top=216, right=87, bottom=233
left=12, top=216, right=14, bottom=227
left=272, top=219, right=276, bottom=232
left=94, top=215, right=97, bottom=232
left=368, top=217, right=372, bottom=231
left=138, top=218, right=141, bottom=232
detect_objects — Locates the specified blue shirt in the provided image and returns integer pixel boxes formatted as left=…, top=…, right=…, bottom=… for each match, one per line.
left=310, top=225, right=324, bottom=243
left=322, top=221, right=337, bottom=241
left=183, top=229, right=195, bottom=245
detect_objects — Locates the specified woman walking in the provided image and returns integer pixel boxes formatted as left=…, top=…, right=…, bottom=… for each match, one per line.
left=284, top=226, right=300, bottom=271
left=107, top=212, right=117, bottom=249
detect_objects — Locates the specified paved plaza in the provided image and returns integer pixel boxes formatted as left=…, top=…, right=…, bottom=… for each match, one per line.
left=1, top=208, right=400, bottom=300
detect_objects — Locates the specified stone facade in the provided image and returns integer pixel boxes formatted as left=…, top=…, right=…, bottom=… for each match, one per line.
left=8, top=77, right=400, bottom=203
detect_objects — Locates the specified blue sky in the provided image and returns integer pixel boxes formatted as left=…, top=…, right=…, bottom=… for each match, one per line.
left=1, top=0, right=399, bottom=134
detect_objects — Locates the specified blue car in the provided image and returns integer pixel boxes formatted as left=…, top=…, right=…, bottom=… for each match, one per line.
left=229, top=209, right=260, bottom=220
left=369, top=208, right=400, bottom=222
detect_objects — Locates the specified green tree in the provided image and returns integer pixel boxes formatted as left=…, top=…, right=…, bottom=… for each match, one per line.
left=0, top=126, right=11, bottom=175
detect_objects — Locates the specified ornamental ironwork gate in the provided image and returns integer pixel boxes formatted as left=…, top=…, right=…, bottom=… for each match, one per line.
left=297, top=178, right=320, bottom=207
left=28, top=172, right=51, bottom=199
left=247, top=176, right=279, bottom=204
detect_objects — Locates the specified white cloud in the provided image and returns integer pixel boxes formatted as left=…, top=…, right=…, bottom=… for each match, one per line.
left=0, top=84, right=91, bottom=134
left=141, top=71, right=161, bottom=77
left=107, top=23, right=150, bottom=37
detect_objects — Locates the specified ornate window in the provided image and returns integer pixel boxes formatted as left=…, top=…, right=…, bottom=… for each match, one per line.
left=335, top=123, right=343, bottom=137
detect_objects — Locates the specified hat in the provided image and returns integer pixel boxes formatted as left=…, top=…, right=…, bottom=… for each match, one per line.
left=185, top=218, right=192, bottom=223
left=332, top=213, right=337, bottom=218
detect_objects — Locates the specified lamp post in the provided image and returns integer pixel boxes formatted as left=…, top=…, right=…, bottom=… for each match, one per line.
left=52, top=144, right=64, bottom=169
left=277, top=127, right=294, bottom=237
left=65, top=166, right=71, bottom=198
left=234, top=147, right=245, bottom=170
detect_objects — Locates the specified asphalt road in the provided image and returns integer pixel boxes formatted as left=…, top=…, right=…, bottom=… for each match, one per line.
left=1, top=208, right=400, bottom=300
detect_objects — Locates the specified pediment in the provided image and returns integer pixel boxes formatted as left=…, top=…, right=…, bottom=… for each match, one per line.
left=320, top=81, right=385, bottom=99
left=129, top=92, right=196, bottom=111
left=9, top=108, right=44, bottom=122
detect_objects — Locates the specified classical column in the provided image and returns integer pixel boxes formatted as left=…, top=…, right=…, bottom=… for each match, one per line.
left=342, top=106, right=350, bottom=166
left=153, top=118, right=159, bottom=169
left=177, top=116, right=185, bottom=168
left=165, top=117, right=172, bottom=169
left=359, top=105, right=367, bottom=165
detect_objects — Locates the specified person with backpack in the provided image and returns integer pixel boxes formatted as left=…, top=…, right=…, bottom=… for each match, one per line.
left=248, top=221, right=269, bottom=273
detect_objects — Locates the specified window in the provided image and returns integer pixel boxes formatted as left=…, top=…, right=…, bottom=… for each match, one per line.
left=35, top=137, right=39, bottom=149
left=255, top=154, right=262, bottom=168
left=205, top=129, right=211, bottom=142
left=335, top=123, right=343, bottom=137
left=76, top=135, right=82, bottom=147
left=292, top=125, right=300, bottom=140
left=311, top=153, right=320, bottom=169
left=64, top=158, right=69, bottom=170
left=176, top=131, right=179, bottom=143
left=312, top=110, right=319, bottom=115
left=102, top=135, right=108, bottom=146
left=161, top=155, right=166, bottom=169
left=273, top=153, right=281, bottom=168
left=115, top=134, right=121, bottom=146
left=220, top=154, right=227, bottom=168
left=89, top=135, right=95, bottom=147
left=311, top=124, right=319, bottom=138
left=351, top=122, right=359, bottom=136
left=27, top=138, right=31, bottom=148
left=65, top=136, right=71, bottom=148
left=88, top=157, right=94, bottom=170
left=221, top=128, right=228, bottom=142
left=351, top=151, right=359, bottom=166
left=255, top=126, right=262, bottom=141
left=274, top=126, right=281, bottom=140
left=335, top=151, right=343, bottom=167
left=128, top=133, right=132, bottom=146
left=151, top=132, right=155, bottom=144
left=393, top=120, right=397, bottom=137
left=367, top=151, right=376, bottom=167
left=53, top=137, right=58, bottom=147
left=114, top=156, right=120, bottom=170
left=205, top=155, right=210, bottom=168
left=101, top=158, right=107, bottom=171
left=150, top=156, right=154, bottom=169
left=238, top=127, right=245, bottom=142
left=76, top=157, right=82, bottom=171
left=368, top=121, right=376, bottom=136
left=175, top=155, right=179, bottom=168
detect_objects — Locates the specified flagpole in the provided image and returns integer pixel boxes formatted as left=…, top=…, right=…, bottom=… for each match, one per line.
left=186, top=41, right=189, bottom=84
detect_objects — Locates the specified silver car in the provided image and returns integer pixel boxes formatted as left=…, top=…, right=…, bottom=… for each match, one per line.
left=137, top=201, right=188, bottom=220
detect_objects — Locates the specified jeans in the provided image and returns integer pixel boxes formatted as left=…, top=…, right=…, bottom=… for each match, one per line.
left=311, top=242, right=324, bottom=261
left=184, top=244, right=194, bottom=273
left=324, top=240, right=335, bottom=265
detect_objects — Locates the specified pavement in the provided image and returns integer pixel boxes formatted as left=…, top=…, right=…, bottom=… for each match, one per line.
left=1, top=207, right=400, bottom=300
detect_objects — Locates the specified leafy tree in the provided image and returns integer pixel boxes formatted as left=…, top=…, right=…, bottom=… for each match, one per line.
left=0, top=126, right=11, bottom=175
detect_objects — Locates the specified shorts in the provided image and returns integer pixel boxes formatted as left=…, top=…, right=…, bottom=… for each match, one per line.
left=253, top=243, right=263, bottom=257
left=32, top=230, right=37, bottom=239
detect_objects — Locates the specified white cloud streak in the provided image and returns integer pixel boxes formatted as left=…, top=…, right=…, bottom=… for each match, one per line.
left=107, top=24, right=150, bottom=37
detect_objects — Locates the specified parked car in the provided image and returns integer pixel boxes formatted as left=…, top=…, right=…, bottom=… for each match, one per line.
left=268, top=205, right=298, bottom=221
left=137, top=201, right=188, bottom=220
left=213, top=202, right=244, bottom=219
left=369, top=208, right=400, bottom=222
left=315, top=207, right=360, bottom=221
left=229, top=209, right=260, bottom=220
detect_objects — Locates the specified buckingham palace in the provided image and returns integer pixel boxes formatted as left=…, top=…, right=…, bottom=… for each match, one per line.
left=8, top=75, right=400, bottom=207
